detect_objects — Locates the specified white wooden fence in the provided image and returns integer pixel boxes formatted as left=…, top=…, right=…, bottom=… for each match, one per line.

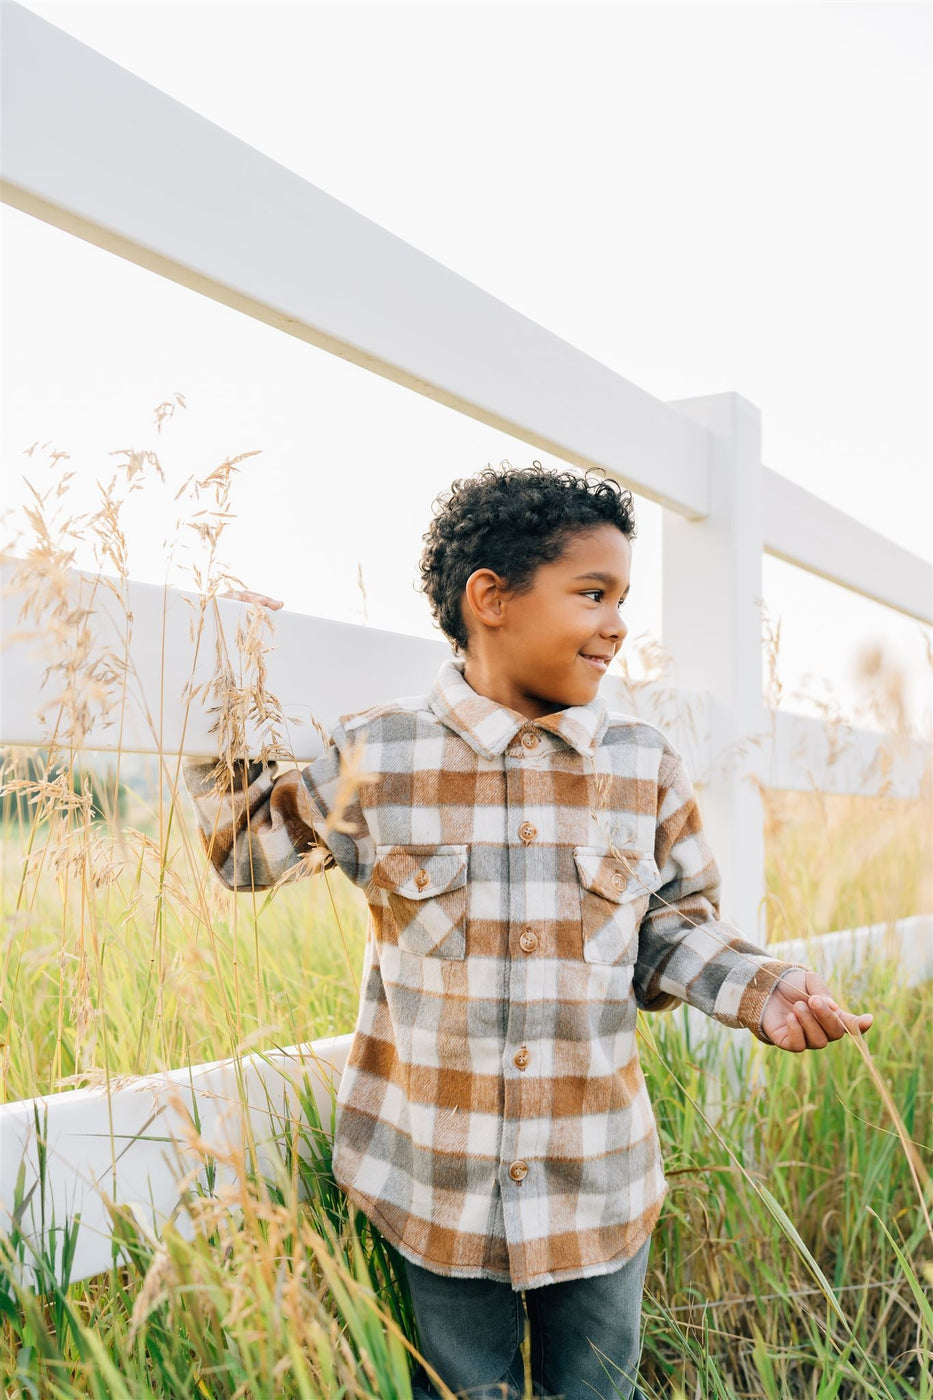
left=1, top=1, right=931, bottom=1289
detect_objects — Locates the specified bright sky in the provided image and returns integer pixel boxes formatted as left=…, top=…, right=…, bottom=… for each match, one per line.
left=3, top=0, right=931, bottom=741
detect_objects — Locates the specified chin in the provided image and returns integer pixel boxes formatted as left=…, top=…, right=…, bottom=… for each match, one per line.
left=528, top=670, right=597, bottom=712
left=562, top=683, right=600, bottom=708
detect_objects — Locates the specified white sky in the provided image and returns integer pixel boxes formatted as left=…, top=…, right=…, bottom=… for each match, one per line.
left=3, top=0, right=931, bottom=740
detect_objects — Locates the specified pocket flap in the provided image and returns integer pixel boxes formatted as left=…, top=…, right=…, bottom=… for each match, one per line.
left=573, top=846, right=662, bottom=903
left=372, top=845, right=468, bottom=900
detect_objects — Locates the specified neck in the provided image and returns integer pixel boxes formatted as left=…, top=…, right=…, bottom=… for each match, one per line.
left=460, top=655, right=564, bottom=720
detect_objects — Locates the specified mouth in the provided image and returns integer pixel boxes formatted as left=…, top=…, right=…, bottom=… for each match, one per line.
left=579, top=653, right=611, bottom=675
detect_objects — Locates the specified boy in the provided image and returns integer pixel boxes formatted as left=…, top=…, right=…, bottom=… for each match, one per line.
left=185, top=464, right=872, bottom=1400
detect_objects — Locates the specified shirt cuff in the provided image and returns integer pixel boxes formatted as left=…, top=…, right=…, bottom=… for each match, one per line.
left=712, top=957, right=811, bottom=1045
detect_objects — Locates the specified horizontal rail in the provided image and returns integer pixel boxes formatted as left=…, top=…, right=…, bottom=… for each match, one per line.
left=0, top=1, right=710, bottom=521
left=763, top=468, right=932, bottom=625
left=3, top=562, right=927, bottom=797
left=1, top=559, right=446, bottom=762
left=0, top=558, right=711, bottom=768
left=765, top=707, right=929, bottom=797
left=2, top=918, right=928, bottom=1290
left=0, top=1037, right=352, bottom=1291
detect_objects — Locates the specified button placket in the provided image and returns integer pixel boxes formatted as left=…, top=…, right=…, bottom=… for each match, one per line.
left=503, top=731, right=539, bottom=1219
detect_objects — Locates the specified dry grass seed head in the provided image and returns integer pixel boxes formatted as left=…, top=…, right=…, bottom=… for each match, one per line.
left=153, top=391, right=188, bottom=434
left=127, top=1241, right=177, bottom=1344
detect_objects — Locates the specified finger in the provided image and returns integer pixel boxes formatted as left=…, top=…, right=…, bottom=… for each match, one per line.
left=807, top=995, right=847, bottom=1041
left=775, top=1011, right=806, bottom=1053
left=787, top=1012, right=808, bottom=1052
left=823, top=1005, right=873, bottom=1040
left=803, top=978, right=845, bottom=1018
left=793, top=1000, right=829, bottom=1049
left=822, top=1000, right=873, bottom=1038
left=839, top=1009, right=874, bottom=1037
left=229, top=591, right=284, bottom=609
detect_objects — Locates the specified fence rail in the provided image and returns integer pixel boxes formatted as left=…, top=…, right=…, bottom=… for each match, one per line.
left=2, top=562, right=927, bottom=792
left=0, top=1037, right=352, bottom=1290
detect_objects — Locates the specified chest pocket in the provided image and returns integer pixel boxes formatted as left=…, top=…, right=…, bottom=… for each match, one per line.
left=573, top=846, right=662, bottom=965
left=372, top=845, right=468, bottom=959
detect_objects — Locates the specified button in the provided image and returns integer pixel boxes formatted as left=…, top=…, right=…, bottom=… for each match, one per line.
left=508, top=1160, right=528, bottom=1182
left=521, top=730, right=539, bottom=749
left=513, top=1046, right=530, bottom=1070
left=612, top=872, right=627, bottom=891
left=414, top=869, right=430, bottom=890
left=518, top=822, right=537, bottom=844
left=519, top=929, right=538, bottom=953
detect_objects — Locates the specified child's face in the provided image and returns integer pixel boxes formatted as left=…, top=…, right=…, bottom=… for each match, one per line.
left=468, top=523, right=632, bottom=718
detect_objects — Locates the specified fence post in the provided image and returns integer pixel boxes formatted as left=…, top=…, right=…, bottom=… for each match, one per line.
left=660, top=392, right=769, bottom=945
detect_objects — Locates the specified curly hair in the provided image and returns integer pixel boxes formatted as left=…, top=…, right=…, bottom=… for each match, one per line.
left=418, top=462, right=637, bottom=653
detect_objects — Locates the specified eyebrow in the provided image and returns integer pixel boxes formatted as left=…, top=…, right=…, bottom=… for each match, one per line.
left=572, top=572, right=631, bottom=597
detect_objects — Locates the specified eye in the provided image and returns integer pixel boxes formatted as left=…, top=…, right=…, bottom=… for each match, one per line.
left=582, top=589, right=628, bottom=607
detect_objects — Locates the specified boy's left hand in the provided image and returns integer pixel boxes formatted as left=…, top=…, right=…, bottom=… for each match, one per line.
left=760, top=967, right=873, bottom=1052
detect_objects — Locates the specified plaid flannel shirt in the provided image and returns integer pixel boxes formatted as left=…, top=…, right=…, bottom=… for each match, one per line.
left=185, top=655, right=804, bottom=1290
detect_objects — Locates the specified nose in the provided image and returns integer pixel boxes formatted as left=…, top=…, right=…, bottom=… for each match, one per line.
left=600, top=607, right=627, bottom=645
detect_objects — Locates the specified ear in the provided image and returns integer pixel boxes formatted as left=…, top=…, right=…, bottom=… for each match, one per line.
left=463, top=568, right=508, bottom=633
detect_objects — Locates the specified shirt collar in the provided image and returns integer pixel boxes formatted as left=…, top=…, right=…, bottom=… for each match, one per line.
left=429, top=655, right=608, bottom=760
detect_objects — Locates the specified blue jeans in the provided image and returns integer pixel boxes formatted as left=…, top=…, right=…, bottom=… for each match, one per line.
left=405, top=1237, right=651, bottom=1400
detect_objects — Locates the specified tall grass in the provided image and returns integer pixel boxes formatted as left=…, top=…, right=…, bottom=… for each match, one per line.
left=1, top=409, right=931, bottom=1397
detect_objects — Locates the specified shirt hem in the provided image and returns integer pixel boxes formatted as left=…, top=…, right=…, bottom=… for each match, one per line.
left=520, top=1188, right=666, bottom=1291
left=334, top=1173, right=668, bottom=1293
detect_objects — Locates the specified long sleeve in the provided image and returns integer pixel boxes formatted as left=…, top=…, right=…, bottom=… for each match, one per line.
left=183, top=723, right=375, bottom=892
left=634, top=745, right=808, bottom=1044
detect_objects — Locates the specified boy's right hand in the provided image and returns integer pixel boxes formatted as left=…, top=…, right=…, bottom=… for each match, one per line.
left=222, top=589, right=284, bottom=610
left=760, top=967, right=873, bottom=1052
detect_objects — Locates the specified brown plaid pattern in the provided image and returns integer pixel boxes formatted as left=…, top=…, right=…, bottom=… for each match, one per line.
left=185, top=656, right=804, bottom=1290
